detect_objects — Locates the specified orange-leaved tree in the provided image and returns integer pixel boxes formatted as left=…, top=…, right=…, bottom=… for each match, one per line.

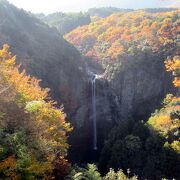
left=165, top=56, right=180, bottom=87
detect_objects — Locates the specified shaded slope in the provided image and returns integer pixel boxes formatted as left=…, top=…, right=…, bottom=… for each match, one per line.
left=0, top=0, right=88, bottom=119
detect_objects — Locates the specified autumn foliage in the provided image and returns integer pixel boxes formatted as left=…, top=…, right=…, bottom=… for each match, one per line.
left=66, top=10, right=180, bottom=61
left=147, top=56, right=180, bottom=154
left=165, top=56, right=180, bottom=87
left=0, top=44, right=71, bottom=179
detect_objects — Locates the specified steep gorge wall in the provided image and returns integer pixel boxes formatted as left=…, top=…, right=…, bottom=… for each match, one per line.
left=104, top=52, right=176, bottom=121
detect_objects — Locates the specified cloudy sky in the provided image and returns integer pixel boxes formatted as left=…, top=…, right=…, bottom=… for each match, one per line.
left=7, top=0, right=180, bottom=14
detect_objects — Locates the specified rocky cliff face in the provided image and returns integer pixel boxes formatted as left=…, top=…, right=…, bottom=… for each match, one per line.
left=104, top=51, right=175, bottom=121
left=68, top=75, right=117, bottom=162
left=69, top=49, right=176, bottom=162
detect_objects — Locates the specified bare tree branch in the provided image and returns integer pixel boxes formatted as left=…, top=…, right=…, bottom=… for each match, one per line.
left=0, top=85, right=12, bottom=95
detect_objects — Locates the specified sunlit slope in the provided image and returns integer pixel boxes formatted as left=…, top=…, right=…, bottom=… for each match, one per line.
left=66, top=10, right=180, bottom=61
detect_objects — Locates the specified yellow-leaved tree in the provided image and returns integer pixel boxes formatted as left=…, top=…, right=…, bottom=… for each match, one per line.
left=148, top=56, right=180, bottom=153
left=0, top=44, right=72, bottom=179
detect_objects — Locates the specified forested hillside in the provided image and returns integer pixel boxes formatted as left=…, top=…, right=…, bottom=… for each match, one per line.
left=0, top=0, right=179, bottom=179
left=37, top=12, right=91, bottom=35
left=66, top=10, right=179, bottom=61
left=87, top=7, right=177, bottom=18
left=0, top=44, right=71, bottom=179
left=88, top=7, right=133, bottom=18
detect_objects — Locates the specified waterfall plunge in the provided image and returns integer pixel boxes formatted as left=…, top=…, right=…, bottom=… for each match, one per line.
left=91, top=74, right=97, bottom=151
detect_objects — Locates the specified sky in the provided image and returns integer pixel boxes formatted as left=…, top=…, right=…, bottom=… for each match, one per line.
left=7, top=0, right=180, bottom=14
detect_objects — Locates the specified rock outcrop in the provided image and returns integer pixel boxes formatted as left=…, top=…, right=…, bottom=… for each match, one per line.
left=104, top=52, right=176, bottom=121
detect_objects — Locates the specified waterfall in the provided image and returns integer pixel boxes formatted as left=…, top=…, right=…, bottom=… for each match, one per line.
left=91, top=74, right=97, bottom=150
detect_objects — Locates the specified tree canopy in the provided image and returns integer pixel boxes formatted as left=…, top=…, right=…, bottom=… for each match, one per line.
left=0, top=44, right=72, bottom=179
